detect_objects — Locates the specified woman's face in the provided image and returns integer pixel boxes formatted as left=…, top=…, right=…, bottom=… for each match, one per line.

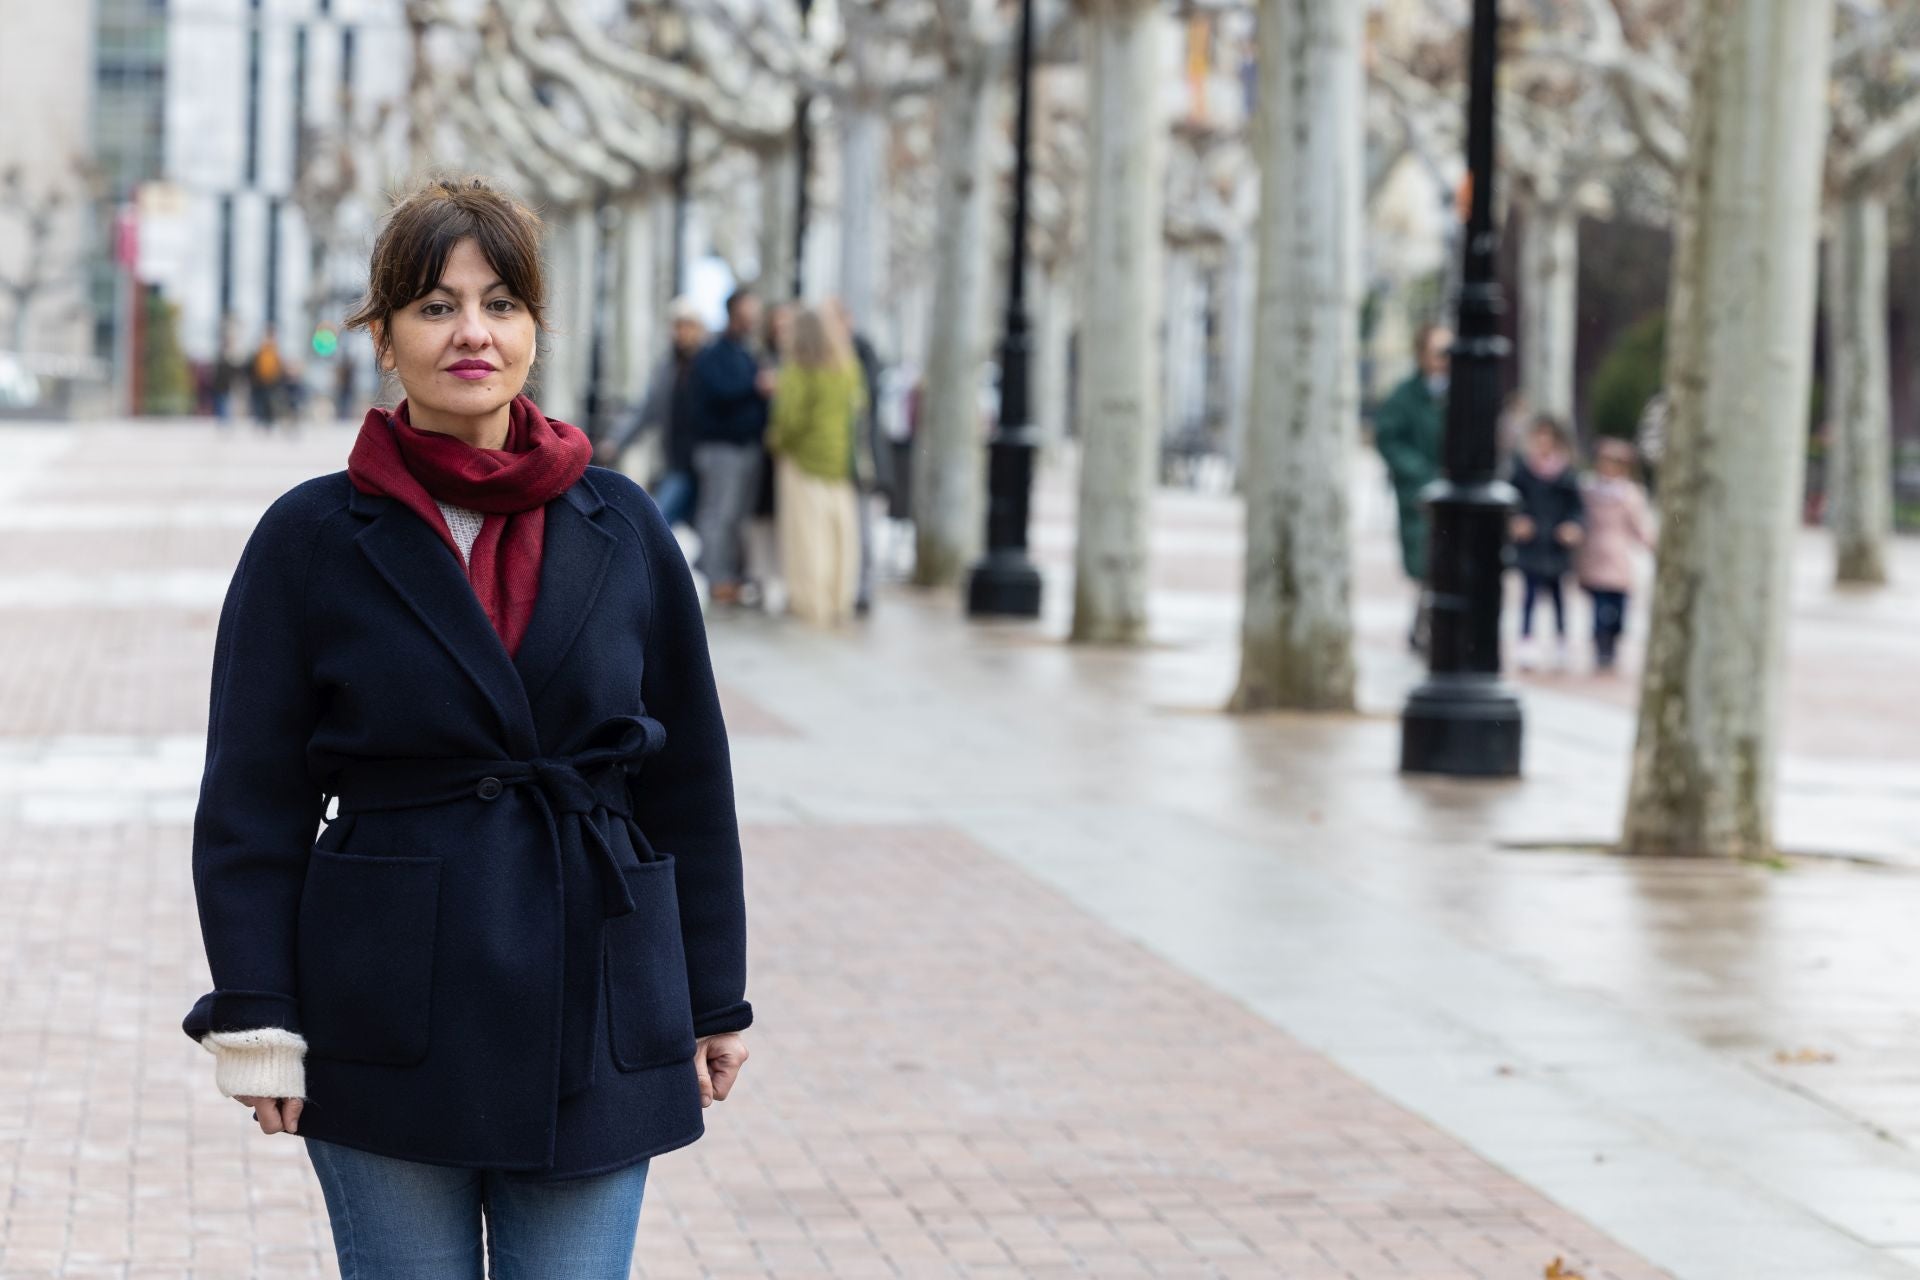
left=376, top=237, right=535, bottom=442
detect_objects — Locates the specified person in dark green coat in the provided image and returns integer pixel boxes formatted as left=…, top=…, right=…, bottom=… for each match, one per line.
left=1372, top=324, right=1451, bottom=650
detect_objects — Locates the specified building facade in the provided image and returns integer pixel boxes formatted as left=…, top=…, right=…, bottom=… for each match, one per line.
left=0, top=0, right=95, bottom=359
left=162, top=0, right=409, bottom=378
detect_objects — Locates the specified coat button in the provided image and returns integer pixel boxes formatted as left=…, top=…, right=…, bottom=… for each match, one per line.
left=476, top=777, right=503, bottom=800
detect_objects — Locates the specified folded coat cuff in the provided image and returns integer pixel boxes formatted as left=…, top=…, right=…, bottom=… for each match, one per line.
left=182, top=988, right=302, bottom=1041
left=692, top=1000, right=753, bottom=1038
left=202, top=1027, right=309, bottom=1101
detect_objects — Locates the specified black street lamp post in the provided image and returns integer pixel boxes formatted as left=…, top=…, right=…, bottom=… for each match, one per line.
left=966, top=0, right=1043, bottom=618
left=1399, top=0, right=1523, bottom=776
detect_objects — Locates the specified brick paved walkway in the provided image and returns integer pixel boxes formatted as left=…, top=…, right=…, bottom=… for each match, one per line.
left=1, top=422, right=1668, bottom=1277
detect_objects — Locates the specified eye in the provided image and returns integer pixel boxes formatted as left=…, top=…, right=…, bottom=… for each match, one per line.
left=420, top=301, right=452, bottom=317
left=488, top=298, right=517, bottom=313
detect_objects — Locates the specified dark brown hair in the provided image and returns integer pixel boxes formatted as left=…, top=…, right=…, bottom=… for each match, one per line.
left=344, top=176, right=547, bottom=354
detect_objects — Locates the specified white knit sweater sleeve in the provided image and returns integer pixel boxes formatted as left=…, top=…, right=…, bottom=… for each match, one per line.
left=201, top=1028, right=309, bottom=1100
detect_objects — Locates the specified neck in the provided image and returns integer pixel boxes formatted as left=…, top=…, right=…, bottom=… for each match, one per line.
left=406, top=400, right=512, bottom=451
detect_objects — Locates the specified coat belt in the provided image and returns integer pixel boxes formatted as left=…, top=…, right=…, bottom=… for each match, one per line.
left=325, top=714, right=668, bottom=919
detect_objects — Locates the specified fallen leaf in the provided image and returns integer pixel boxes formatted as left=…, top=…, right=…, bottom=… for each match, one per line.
left=1545, top=1259, right=1587, bottom=1280
left=1773, top=1047, right=1837, bottom=1065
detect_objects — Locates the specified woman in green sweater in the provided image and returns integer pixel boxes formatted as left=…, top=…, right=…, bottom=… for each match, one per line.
left=767, top=306, right=867, bottom=625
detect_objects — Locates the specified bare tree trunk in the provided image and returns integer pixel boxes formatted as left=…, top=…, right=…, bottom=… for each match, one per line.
left=1070, top=0, right=1167, bottom=644
left=757, top=146, right=798, bottom=303
left=912, top=55, right=994, bottom=587
left=1519, top=201, right=1579, bottom=425
left=538, top=206, right=597, bottom=423
left=1624, top=0, right=1835, bottom=859
left=1222, top=232, right=1258, bottom=471
left=838, top=95, right=887, bottom=334
left=1826, top=190, right=1894, bottom=586
left=1230, top=0, right=1360, bottom=710
left=610, top=192, right=657, bottom=409
left=1033, top=260, right=1075, bottom=446
left=406, top=4, right=435, bottom=180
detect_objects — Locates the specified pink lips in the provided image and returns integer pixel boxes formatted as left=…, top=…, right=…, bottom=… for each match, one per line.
left=446, top=359, right=495, bottom=381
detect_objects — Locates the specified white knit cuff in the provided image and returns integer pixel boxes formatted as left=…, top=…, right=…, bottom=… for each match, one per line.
left=202, top=1027, right=308, bottom=1100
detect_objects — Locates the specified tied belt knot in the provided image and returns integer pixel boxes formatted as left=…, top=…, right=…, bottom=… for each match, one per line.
left=327, top=713, right=667, bottom=919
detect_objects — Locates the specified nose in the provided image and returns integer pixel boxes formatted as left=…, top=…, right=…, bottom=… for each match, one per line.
left=453, top=304, right=491, bottom=351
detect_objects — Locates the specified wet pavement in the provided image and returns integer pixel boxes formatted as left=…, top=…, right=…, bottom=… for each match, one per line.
left=1, top=420, right=1917, bottom=1278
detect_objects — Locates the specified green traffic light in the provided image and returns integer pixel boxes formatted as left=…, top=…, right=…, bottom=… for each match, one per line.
left=312, top=327, right=339, bottom=358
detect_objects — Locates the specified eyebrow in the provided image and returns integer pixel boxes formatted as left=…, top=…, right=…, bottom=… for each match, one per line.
left=423, top=279, right=511, bottom=297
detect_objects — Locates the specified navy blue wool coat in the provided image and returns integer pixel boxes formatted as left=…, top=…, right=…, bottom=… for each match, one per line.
left=180, top=462, right=752, bottom=1180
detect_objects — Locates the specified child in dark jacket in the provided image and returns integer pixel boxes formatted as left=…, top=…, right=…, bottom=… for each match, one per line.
left=1508, top=415, right=1585, bottom=671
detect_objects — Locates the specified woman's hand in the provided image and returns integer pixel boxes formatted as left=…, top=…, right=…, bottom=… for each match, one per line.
left=236, top=1095, right=303, bottom=1135
left=693, top=1033, right=749, bottom=1108
left=1510, top=515, right=1537, bottom=542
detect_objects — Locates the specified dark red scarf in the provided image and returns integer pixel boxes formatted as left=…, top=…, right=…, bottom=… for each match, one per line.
left=347, top=394, right=592, bottom=657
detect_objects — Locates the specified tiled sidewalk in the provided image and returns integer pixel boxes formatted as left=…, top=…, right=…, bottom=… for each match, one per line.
left=0, top=422, right=1666, bottom=1277
left=0, top=815, right=1662, bottom=1279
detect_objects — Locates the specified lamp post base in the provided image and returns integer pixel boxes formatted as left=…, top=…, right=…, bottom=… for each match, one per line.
left=1400, top=673, right=1523, bottom=777
left=966, top=552, right=1043, bottom=618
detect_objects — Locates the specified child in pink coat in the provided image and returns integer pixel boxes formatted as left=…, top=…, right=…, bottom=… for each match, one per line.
left=1577, top=438, right=1657, bottom=670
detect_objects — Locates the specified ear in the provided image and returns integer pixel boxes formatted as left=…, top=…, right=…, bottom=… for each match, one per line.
left=370, top=319, right=392, bottom=371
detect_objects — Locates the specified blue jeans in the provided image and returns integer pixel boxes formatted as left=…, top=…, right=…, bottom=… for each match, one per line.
left=1520, top=572, right=1566, bottom=638
left=304, top=1138, right=649, bottom=1279
left=1586, top=587, right=1629, bottom=665
left=649, top=467, right=695, bottom=528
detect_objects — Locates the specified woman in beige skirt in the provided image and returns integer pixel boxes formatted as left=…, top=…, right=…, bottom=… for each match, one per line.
left=766, top=307, right=866, bottom=626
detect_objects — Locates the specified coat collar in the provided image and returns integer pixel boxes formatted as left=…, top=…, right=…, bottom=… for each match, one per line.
left=347, top=473, right=615, bottom=756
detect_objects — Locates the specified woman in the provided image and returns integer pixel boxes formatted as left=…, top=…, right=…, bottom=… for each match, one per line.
left=766, top=305, right=866, bottom=626
left=180, top=177, right=753, bottom=1278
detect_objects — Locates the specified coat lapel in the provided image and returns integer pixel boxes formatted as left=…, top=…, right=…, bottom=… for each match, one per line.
left=513, top=475, right=616, bottom=708
left=349, top=486, right=538, bottom=756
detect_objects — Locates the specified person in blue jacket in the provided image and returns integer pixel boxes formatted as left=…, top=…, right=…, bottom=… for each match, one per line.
left=181, top=176, right=753, bottom=1279
left=689, top=289, right=774, bottom=604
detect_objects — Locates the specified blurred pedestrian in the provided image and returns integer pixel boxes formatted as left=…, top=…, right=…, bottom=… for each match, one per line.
left=827, top=297, right=884, bottom=614
left=1577, top=437, right=1657, bottom=672
left=690, top=288, right=774, bottom=604
left=179, top=175, right=752, bottom=1278
left=250, top=325, right=287, bottom=431
left=767, top=305, right=866, bottom=627
left=602, top=296, right=708, bottom=528
left=211, top=314, right=246, bottom=425
left=741, top=301, right=794, bottom=611
left=1508, top=414, right=1586, bottom=672
left=1373, top=323, right=1451, bottom=651
left=878, top=363, right=917, bottom=575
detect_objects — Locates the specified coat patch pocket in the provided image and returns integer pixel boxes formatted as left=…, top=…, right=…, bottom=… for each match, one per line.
left=297, top=850, right=442, bottom=1067
left=604, top=856, right=697, bottom=1071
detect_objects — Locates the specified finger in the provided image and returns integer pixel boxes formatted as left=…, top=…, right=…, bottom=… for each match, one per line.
left=256, top=1101, right=286, bottom=1135
left=693, top=1046, right=714, bottom=1107
left=710, top=1047, right=747, bottom=1101
left=285, top=1099, right=303, bottom=1134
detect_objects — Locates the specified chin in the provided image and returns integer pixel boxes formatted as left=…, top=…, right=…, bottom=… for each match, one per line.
left=421, top=384, right=520, bottom=417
